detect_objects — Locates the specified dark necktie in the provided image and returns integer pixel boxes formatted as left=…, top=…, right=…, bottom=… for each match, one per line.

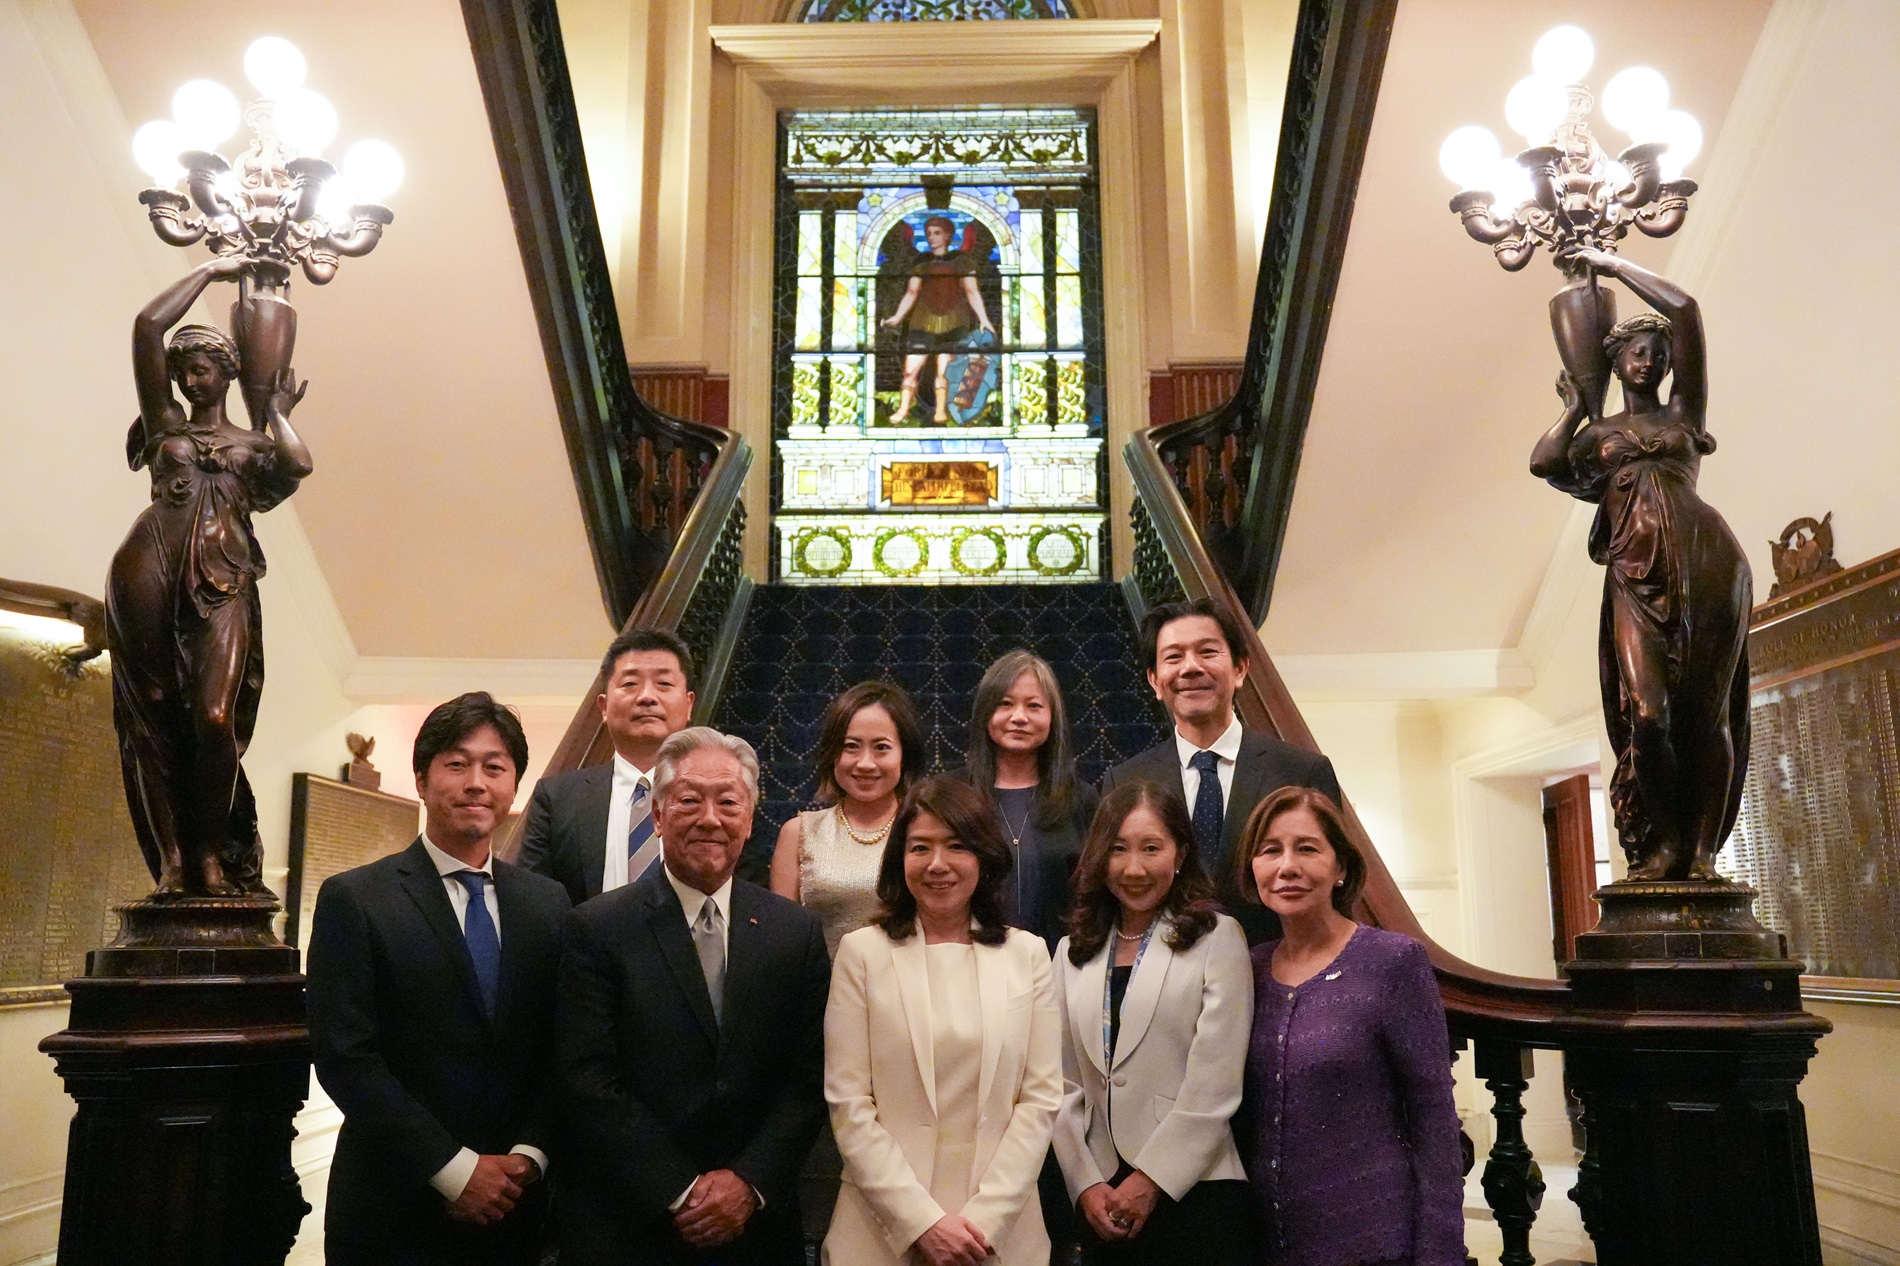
left=451, top=871, right=501, bottom=1018
left=1189, top=749, right=1225, bottom=868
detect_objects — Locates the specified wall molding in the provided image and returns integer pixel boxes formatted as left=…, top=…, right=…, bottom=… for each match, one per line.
left=1276, top=648, right=1533, bottom=700
left=342, top=657, right=598, bottom=706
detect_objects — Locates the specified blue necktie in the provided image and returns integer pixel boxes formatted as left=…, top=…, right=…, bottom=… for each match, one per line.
left=1189, top=749, right=1225, bottom=870
left=451, top=871, right=501, bottom=1018
left=626, top=778, right=660, bottom=884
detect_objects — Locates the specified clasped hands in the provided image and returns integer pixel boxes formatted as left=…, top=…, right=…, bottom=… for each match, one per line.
left=446, top=1153, right=540, bottom=1226
left=675, top=1169, right=758, bottom=1249
left=1077, top=1170, right=1162, bottom=1243
left=912, top=1212, right=994, bottom=1266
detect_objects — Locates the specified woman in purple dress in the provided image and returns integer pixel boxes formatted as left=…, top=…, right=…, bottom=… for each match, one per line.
left=1234, top=787, right=1464, bottom=1266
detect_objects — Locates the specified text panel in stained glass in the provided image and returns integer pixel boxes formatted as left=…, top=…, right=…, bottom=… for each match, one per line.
left=771, top=108, right=1106, bottom=585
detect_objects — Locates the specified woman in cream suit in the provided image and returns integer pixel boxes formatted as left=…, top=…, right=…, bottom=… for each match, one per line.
left=1053, top=781, right=1256, bottom=1264
left=825, top=775, right=1063, bottom=1266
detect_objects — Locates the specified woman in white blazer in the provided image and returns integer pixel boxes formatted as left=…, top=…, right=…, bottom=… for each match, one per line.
left=824, top=775, right=1063, bottom=1266
left=1053, top=780, right=1257, bottom=1264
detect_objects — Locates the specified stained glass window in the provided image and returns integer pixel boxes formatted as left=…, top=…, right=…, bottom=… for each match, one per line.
left=799, top=0, right=1072, bottom=21
left=771, top=108, right=1106, bottom=585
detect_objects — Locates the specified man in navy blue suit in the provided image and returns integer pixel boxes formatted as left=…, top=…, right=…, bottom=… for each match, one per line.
left=308, top=692, right=570, bottom=1265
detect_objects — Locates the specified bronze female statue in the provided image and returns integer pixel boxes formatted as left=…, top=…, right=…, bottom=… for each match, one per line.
left=108, top=256, right=311, bottom=897
left=1530, top=249, right=1751, bottom=882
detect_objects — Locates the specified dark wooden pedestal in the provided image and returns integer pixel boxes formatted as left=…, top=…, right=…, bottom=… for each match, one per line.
left=1559, top=881, right=1831, bottom=1266
left=40, top=899, right=312, bottom=1266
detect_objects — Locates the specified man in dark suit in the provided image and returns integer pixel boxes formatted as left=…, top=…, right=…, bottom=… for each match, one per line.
left=308, top=692, right=572, bottom=1265
left=556, top=725, right=831, bottom=1266
left=1104, top=597, right=1342, bottom=942
left=517, top=628, right=696, bottom=906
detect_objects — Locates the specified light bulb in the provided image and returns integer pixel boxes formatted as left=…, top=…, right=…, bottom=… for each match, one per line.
left=1655, top=109, right=1702, bottom=179
left=316, top=174, right=357, bottom=225
left=1488, top=158, right=1534, bottom=216
left=1602, top=66, right=1670, bottom=137
left=1438, top=125, right=1501, bottom=189
left=1601, top=159, right=1633, bottom=196
left=244, top=36, right=307, bottom=99
left=171, top=79, right=240, bottom=150
left=342, top=139, right=404, bottom=202
left=133, top=119, right=186, bottom=184
left=1504, top=75, right=1568, bottom=144
left=274, top=88, right=338, bottom=156
left=1531, top=25, right=1594, bottom=84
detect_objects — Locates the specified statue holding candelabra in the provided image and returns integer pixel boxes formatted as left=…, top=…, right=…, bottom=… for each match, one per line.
left=1440, top=29, right=1753, bottom=888
left=109, top=39, right=396, bottom=911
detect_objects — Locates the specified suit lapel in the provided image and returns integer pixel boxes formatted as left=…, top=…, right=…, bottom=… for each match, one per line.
left=643, top=872, right=721, bottom=1047
left=973, top=938, right=1007, bottom=1117
left=577, top=764, right=614, bottom=897
left=719, top=883, right=766, bottom=1060
left=1072, top=939, right=1110, bottom=1076
left=1221, top=732, right=1273, bottom=870
left=492, top=862, right=534, bottom=1030
left=1112, top=922, right=1173, bottom=1069
left=394, top=839, right=487, bottom=1025
left=890, top=934, right=937, bottom=1118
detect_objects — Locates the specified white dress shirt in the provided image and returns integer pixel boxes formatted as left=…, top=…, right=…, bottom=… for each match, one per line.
left=600, top=752, right=656, bottom=894
left=659, top=862, right=745, bottom=1211
left=1175, top=712, right=1245, bottom=810
left=416, top=834, right=550, bottom=1200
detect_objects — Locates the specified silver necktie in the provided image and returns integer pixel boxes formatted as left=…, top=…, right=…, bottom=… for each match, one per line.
left=693, top=897, right=726, bottom=1026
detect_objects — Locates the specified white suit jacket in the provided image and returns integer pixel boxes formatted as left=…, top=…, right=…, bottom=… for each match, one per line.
left=822, top=924, right=1063, bottom=1264
left=1052, top=912, right=1252, bottom=1201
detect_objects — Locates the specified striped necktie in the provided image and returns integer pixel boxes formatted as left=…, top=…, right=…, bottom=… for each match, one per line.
left=627, top=777, right=660, bottom=883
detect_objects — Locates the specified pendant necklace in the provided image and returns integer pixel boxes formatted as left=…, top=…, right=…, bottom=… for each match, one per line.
left=836, top=802, right=894, bottom=846
left=997, top=792, right=1032, bottom=849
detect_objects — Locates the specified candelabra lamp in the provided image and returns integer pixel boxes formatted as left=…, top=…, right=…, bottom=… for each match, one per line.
left=41, top=36, right=399, bottom=1266
left=1442, top=27, right=1829, bottom=1266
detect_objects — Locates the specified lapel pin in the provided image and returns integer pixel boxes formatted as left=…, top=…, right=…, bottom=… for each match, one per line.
left=1323, top=971, right=1342, bottom=981
left=749, top=917, right=759, bottom=925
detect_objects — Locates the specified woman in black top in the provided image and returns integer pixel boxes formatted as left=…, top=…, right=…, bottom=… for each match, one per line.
left=955, top=649, right=1098, bottom=946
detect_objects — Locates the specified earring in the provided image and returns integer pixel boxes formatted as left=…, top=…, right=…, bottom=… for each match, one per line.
left=1334, top=879, right=1344, bottom=886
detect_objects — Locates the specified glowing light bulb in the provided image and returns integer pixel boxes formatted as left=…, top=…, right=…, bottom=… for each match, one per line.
left=1504, top=75, right=1568, bottom=144
left=1602, top=159, right=1634, bottom=196
left=273, top=88, right=338, bottom=156
left=171, top=78, right=239, bottom=150
left=1439, top=125, right=1501, bottom=189
left=244, top=36, right=307, bottom=99
left=1531, top=25, right=1594, bottom=85
left=342, top=139, right=404, bottom=202
left=316, top=174, right=357, bottom=225
left=1602, top=66, right=1670, bottom=138
left=1488, top=158, right=1534, bottom=216
left=1655, top=109, right=1703, bottom=179
left=133, top=119, right=186, bottom=184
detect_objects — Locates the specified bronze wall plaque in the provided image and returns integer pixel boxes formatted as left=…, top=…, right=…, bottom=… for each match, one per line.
left=0, top=622, right=150, bottom=1005
left=286, top=773, right=420, bottom=947
left=881, top=461, right=998, bottom=506
left=1726, top=547, right=1900, bottom=1002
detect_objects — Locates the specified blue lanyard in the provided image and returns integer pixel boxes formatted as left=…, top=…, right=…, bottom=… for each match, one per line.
left=1102, top=919, right=1156, bottom=1069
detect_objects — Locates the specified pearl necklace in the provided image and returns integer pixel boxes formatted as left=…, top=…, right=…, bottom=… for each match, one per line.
left=835, top=803, right=895, bottom=846
left=1114, top=924, right=1150, bottom=941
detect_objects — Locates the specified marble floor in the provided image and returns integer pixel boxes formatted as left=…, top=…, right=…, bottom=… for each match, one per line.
left=1463, top=1162, right=1597, bottom=1265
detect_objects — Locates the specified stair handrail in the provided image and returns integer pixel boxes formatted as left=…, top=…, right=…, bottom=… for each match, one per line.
left=1125, top=432, right=1600, bottom=1040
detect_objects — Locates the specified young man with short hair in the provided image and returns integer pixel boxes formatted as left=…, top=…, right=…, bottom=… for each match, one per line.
left=308, top=692, right=572, bottom=1265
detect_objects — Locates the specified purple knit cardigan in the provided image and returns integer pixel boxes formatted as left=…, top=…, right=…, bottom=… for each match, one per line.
left=1240, top=925, right=1466, bottom=1266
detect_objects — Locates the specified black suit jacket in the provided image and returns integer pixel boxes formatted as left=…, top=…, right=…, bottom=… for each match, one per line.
left=307, top=838, right=571, bottom=1263
left=555, top=865, right=832, bottom=1266
left=517, top=763, right=614, bottom=907
left=1103, top=727, right=1342, bottom=943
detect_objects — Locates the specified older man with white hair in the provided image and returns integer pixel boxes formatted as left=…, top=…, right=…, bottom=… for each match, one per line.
left=554, top=726, right=831, bottom=1266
